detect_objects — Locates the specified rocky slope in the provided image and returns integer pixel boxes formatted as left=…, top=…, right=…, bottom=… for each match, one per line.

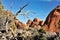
left=43, top=5, right=60, bottom=32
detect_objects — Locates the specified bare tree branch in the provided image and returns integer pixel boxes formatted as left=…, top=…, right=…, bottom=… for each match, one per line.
left=20, top=11, right=29, bottom=16
left=16, top=3, right=29, bottom=16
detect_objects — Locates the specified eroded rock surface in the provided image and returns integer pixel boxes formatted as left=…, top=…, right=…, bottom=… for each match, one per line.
left=43, top=6, right=60, bottom=32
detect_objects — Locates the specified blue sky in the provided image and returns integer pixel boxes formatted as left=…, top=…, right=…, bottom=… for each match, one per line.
left=2, top=0, right=60, bottom=23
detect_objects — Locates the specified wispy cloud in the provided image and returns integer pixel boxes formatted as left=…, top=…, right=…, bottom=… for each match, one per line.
left=56, top=0, right=60, bottom=1
left=40, top=0, right=52, bottom=1
left=39, top=0, right=60, bottom=2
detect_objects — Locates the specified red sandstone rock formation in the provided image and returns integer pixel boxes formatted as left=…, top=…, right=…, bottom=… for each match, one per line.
left=39, top=20, right=44, bottom=27
left=15, top=19, right=29, bottom=29
left=43, top=6, right=60, bottom=32
left=26, top=18, right=44, bottom=29
left=31, top=18, right=40, bottom=28
left=28, top=18, right=42, bottom=30
left=15, top=18, right=44, bottom=30
left=26, top=19, right=32, bottom=27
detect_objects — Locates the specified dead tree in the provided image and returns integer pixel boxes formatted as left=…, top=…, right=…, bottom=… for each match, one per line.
left=16, top=3, right=29, bottom=16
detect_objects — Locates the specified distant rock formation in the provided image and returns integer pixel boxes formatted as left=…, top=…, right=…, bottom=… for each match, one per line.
left=31, top=18, right=40, bottom=28
left=26, top=18, right=44, bottom=30
left=43, top=6, right=60, bottom=32
left=15, top=19, right=29, bottom=29
left=15, top=18, right=44, bottom=30
left=26, top=19, right=32, bottom=27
